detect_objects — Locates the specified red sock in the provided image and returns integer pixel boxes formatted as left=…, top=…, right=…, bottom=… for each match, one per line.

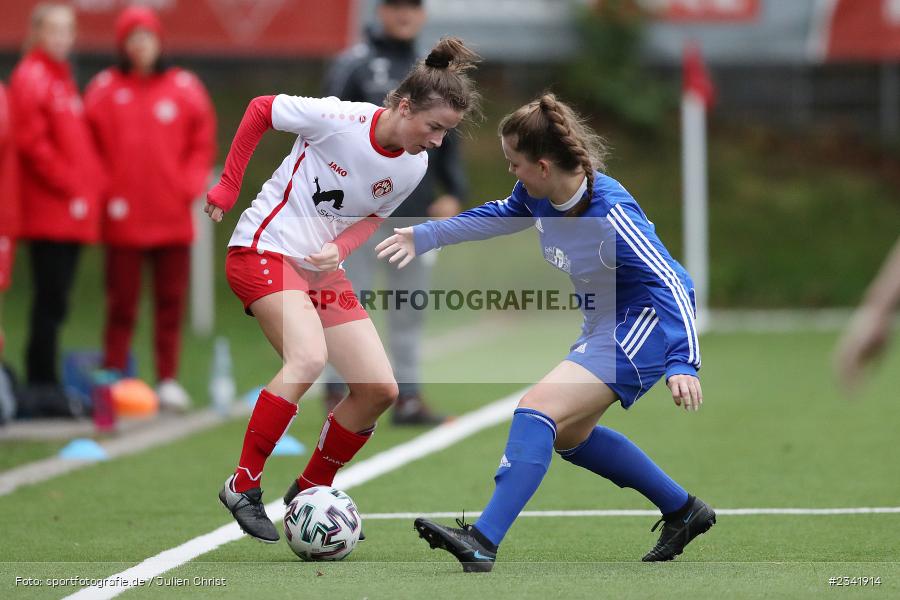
left=298, top=412, right=373, bottom=490
left=232, top=389, right=297, bottom=493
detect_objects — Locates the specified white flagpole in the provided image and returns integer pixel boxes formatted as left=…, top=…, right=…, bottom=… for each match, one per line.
left=681, top=91, right=709, bottom=333
left=191, top=168, right=219, bottom=336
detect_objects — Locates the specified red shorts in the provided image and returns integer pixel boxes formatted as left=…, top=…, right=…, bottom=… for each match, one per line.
left=0, top=235, right=15, bottom=292
left=225, top=246, right=368, bottom=328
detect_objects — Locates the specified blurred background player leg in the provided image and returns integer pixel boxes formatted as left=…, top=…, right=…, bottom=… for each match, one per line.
left=322, top=228, right=444, bottom=424
left=388, top=246, right=443, bottom=424
left=151, top=245, right=192, bottom=411
left=102, top=246, right=142, bottom=378
left=0, top=243, right=17, bottom=424
left=322, top=238, right=377, bottom=414
left=23, top=241, right=83, bottom=417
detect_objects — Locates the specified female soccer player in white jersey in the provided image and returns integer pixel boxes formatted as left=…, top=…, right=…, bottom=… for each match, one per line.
left=377, top=94, right=715, bottom=571
left=205, top=38, right=481, bottom=543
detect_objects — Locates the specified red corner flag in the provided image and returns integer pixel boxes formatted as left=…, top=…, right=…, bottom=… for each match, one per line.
left=683, top=42, right=716, bottom=108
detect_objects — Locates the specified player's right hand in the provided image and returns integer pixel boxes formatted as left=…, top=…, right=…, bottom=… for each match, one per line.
left=667, top=374, right=703, bottom=412
left=203, top=201, right=224, bottom=222
left=375, top=227, right=416, bottom=269
left=206, top=181, right=238, bottom=222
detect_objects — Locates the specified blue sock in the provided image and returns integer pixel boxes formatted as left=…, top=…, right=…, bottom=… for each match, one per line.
left=474, top=408, right=556, bottom=548
left=557, top=426, right=688, bottom=514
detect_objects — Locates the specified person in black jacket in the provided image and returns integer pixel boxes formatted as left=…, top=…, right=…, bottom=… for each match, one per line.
left=322, top=0, right=468, bottom=424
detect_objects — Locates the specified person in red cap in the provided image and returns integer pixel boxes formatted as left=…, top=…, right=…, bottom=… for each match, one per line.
left=9, top=2, right=105, bottom=417
left=85, top=6, right=216, bottom=411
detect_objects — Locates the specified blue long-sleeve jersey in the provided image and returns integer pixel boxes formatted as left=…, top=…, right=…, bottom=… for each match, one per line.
left=412, top=173, right=701, bottom=380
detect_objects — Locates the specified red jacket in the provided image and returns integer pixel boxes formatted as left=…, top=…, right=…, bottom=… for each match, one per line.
left=85, top=67, right=216, bottom=247
left=9, top=50, right=105, bottom=243
left=0, top=82, right=19, bottom=238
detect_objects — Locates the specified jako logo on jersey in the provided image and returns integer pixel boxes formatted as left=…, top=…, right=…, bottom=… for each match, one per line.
left=312, top=177, right=344, bottom=210
left=328, top=161, right=348, bottom=177
left=371, top=178, right=393, bottom=199
left=574, top=343, right=587, bottom=354
left=535, top=218, right=543, bottom=232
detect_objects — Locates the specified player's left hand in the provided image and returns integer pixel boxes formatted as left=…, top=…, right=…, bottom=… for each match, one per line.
left=667, top=374, right=703, bottom=412
left=834, top=308, right=890, bottom=394
left=305, top=242, right=341, bottom=271
left=375, top=227, right=416, bottom=269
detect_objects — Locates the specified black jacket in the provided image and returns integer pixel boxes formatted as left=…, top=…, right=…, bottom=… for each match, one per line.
left=323, top=27, right=468, bottom=218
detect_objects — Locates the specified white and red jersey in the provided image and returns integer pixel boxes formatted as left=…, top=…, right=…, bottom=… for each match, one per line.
left=222, top=95, right=427, bottom=269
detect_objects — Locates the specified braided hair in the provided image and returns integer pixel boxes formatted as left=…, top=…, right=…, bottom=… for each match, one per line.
left=499, top=93, right=608, bottom=217
left=386, top=37, right=483, bottom=123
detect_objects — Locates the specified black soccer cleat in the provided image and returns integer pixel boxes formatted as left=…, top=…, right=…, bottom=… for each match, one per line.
left=219, top=475, right=279, bottom=543
left=642, top=495, right=716, bottom=562
left=283, top=479, right=301, bottom=506
left=414, top=517, right=496, bottom=573
left=392, top=394, right=446, bottom=426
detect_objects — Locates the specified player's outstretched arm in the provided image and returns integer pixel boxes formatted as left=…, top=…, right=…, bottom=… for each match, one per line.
left=375, top=227, right=417, bottom=269
left=205, top=95, right=276, bottom=221
left=834, top=236, right=900, bottom=392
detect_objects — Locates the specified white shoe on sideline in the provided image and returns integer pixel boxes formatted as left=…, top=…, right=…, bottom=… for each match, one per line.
left=156, top=379, right=191, bottom=412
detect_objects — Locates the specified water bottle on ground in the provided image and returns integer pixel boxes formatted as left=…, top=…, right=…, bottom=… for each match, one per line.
left=209, top=337, right=236, bottom=416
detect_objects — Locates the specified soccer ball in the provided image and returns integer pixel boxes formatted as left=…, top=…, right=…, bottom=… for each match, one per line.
left=283, top=486, right=362, bottom=561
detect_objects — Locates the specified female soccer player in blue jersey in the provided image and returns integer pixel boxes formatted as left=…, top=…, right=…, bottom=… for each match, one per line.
left=376, top=94, right=716, bottom=571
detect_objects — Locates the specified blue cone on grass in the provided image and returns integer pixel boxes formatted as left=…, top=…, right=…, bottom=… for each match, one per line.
left=243, top=386, right=264, bottom=410
left=272, top=435, right=305, bottom=456
left=59, top=438, right=109, bottom=461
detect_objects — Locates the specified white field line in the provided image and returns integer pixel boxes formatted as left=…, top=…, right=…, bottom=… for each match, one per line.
left=64, top=390, right=523, bottom=600
left=364, top=507, right=900, bottom=520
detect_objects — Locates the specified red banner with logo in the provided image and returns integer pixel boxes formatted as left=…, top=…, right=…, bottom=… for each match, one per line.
left=824, top=0, right=900, bottom=60
left=0, top=0, right=356, bottom=57
left=640, top=0, right=759, bottom=22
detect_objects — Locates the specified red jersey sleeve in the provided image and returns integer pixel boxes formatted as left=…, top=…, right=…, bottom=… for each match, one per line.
left=206, top=95, right=274, bottom=212
left=332, top=215, right=384, bottom=262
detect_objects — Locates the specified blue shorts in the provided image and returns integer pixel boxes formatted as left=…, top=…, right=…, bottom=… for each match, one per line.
left=565, top=306, right=666, bottom=408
